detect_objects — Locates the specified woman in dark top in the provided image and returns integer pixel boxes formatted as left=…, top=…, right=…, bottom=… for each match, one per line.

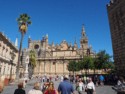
left=14, top=82, right=26, bottom=94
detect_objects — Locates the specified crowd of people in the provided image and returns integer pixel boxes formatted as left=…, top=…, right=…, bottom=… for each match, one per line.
left=13, top=75, right=96, bottom=94
left=1, top=74, right=125, bottom=94
left=14, top=75, right=75, bottom=94
left=112, top=76, right=125, bottom=94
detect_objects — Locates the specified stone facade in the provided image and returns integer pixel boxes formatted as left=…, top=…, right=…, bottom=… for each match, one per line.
left=23, top=26, right=96, bottom=76
left=0, top=32, right=18, bottom=85
left=107, top=0, right=125, bottom=74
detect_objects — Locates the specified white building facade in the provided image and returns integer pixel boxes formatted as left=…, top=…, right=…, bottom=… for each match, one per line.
left=0, top=32, right=18, bottom=86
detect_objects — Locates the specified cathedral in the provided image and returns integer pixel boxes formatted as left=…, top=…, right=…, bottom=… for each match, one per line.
left=22, top=25, right=95, bottom=76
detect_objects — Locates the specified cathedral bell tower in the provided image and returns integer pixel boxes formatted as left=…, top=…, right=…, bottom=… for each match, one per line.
left=80, top=25, right=89, bottom=56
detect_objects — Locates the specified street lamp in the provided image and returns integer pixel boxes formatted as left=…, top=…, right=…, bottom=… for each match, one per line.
left=10, top=51, right=16, bottom=82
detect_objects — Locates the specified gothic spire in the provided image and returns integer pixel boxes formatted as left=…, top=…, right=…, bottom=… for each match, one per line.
left=81, top=24, right=86, bottom=37
left=15, top=38, right=18, bottom=47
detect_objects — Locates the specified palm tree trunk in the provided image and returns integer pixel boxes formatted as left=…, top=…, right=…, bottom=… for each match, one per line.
left=16, top=32, right=24, bottom=80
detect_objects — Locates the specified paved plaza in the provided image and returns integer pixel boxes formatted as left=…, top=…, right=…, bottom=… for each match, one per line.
left=2, top=78, right=117, bottom=94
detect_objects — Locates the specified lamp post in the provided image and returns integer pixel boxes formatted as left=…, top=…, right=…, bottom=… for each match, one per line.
left=10, top=51, right=16, bottom=82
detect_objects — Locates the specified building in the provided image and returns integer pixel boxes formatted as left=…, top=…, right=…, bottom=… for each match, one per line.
left=107, top=0, right=125, bottom=74
left=0, top=32, right=18, bottom=85
left=23, top=25, right=96, bottom=76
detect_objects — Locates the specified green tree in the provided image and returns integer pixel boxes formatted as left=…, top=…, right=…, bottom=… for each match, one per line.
left=108, top=62, right=115, bottom=69
left=77, top=60, right=84, bottom=74
left=103, top=61, right=115, bottom=71
left=29, top=50, right=36, bottom=78
left=67, top=61, right=79, bottom=76
left=29, top=50, right=36, bottom=68
left=93, top=57, right=98, bottom=74
left=16, top=13, right=31, bottom=79
left=82, top=56, right=94, bottom=75
left=107, top=62, right=116, bottom=74
left=96, top=50, right=112, bottom=70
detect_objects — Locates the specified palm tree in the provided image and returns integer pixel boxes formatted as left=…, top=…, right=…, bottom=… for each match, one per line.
left=16, top=13, right=31, bottom=79
left=28, top=50, right=36, bottom=78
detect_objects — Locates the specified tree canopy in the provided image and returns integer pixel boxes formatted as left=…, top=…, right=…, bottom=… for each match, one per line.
left=67, top=50, right=114, bottom=74
left=29, top=50, right=36, bottom=68
left=17, top=13, right=31, bottom=33
left=67, top=60, right=79, bottom=72
left=96, top=50, right=112, bottom=69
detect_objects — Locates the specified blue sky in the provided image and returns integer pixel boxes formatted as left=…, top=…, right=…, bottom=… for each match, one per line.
left=0, top=0, right=112, bottom=56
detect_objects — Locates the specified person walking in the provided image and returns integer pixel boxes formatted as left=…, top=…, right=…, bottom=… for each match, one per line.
left=83, top=75, right=87, bottom=85
left=99, top=75, right=104, bottom=86
left=94, top=75, right=99, bottom=87
left=60, top=75, right=64, bottom=82
left=28, top=82, right=43, bottom=94
left=14, top=82, right=26, bottom=94
left=76, top=79, right=84, bottom=94
left=42, top=82, right=49, bottom=93
left=44, top=82, right=58, bottom=94
left=58, top=75, right=75, bottom=94
left=86, top=78, right=95, bottom=94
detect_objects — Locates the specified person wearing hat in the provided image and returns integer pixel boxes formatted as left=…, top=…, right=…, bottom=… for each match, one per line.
left=58, top=75, right=75, bottom=94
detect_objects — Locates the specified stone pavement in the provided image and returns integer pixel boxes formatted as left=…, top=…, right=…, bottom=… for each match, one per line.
left=2, top=78, right=117, bottom=94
